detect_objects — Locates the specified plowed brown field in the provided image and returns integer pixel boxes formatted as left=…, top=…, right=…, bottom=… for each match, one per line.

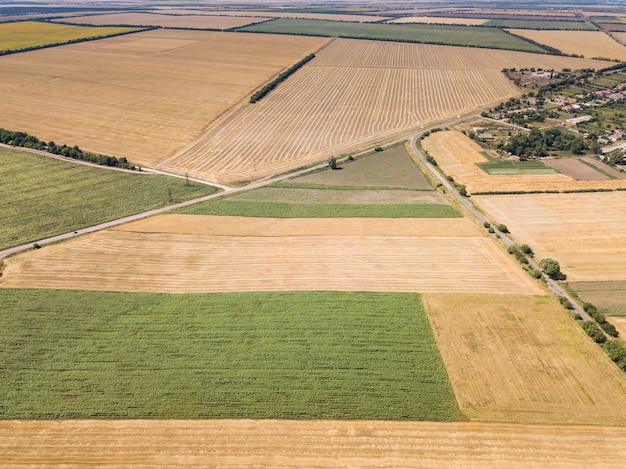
left=424, top=293, right=626, bottom=425
left=422, top=131, right=626, bottom=193
left=473, top=192, right=626, bottom=282
left=57, top=12, right=260, bottom=29
left=506, top=29, right=626, bottom=61
left=0, top=215, right=541, bottom=295
left=0, top=29, right=327, bottom=166
left=157, top=39, right=607, bottom=183
left=2, top=420, right=626, bottom=468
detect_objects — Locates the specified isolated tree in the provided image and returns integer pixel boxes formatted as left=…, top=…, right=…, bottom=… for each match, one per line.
left=328, top=156, right=338, bottom=170
left=539, top=258, right=561, bottom=279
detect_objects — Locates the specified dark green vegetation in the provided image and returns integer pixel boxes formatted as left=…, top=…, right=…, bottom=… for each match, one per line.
left=539, top=258, right=562, bottom=280
left=483, top=19, right=596, bottom=30
left=250, top=53, right=315, bottom=103
left=477, top=159, right=558, bottom=175
left=181, top=147, right=459, bottom=218
left=237, top=19, right=547, bottom=53
left=0, top=128, right=134, bottom=169
left=504, top=128, right=589, bottom=157
left=0, top=289, right=464, bottom=420
left=0, top=147, right=216, bottom=249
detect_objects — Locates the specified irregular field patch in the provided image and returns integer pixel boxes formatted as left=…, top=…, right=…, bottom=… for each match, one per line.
left=3, top=420, right=626, bottom=468
left=473, top=192, right=626, bottom=282
left=0, top=147, right=215, bottom=250
left=0, top=20, right=138, bottom=52
left=422, top=131, right=626, bottom=193
left=506, top=29, right=626, bottom=60
left=158, top=39, right=605, bottom=183
left=569, top=281, right=626, bottom=315
left=423, top=293, right=626, bottom=425
left=0, top=29, right=327, bottom=167
left=542, top=157, right=610, bottom=180
left=0, top=215, right=540, bottom=295
left=290, top=145, right=434, bottom=190
left=0, top=289, right=461, bottom=420
left=237, top=19, right=546, bottom=52
left=56, top=12, right=262, bottom=29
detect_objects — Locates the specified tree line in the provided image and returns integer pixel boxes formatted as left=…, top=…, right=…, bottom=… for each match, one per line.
left=0, top=128, right=136, bottom=169
left=250, top=53, right=315, bottom=104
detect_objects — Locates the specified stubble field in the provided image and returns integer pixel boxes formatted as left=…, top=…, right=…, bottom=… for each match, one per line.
left=0, top=214, right=541, bottom=295
left=472, top=191, right=626, bottom=282
left=3, top=420, right=626, bottom=468
left=423, top=293, right=626, bottom=426
left=157, top=38, right=606, bottom=183
left=56, top=12, right=262, bottom=29
left=0, top=29, right=328, bottom=167
left=421, top=131, right=626, bottom=193
left=387, top=16, right=489, bottom=25
left=506, top=29, right=626, bottom=60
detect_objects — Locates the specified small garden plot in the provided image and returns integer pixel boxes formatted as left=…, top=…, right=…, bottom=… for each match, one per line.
left=288, top=145, right=433, bottom=190
left=477, top=159, right=558, bottom=175
left=541, top=158, right=608, bottom=180
left=0, top=289, right=463, bottom=420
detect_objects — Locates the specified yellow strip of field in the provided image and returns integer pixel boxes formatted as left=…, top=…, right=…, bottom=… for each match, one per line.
left=0, top=215, right=541, bottom=295
left=424, top=293, right=626, bottom=426
left=0, top=29, right=328, bottom=167
left=473, top=192, right=626, bottom=282
left=0, top=20, right=137, bottom=51
left=610, top=317, right=626, bottom=338
left=2, top=420, right=626, bottom=468
left=421, top=131, right=626, bottom=193
left=506, top=29, right=626, bottom=61
left=387, top=16, right=489, bottom=25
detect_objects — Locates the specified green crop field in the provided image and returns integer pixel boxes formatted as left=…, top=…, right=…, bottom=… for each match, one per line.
left=0, top=147, right=217, bottom=249
left=237, top=18, right=546, bottom=52
left=592, top=71, right=626, bottom=88
left=483, top=19, right=597, bottom=30
left=591, top=17, right=626, bottom=24
left=289, top=145, right=435, bottom=190
left=0, top=21, right=139, bottom=53
left=0, top=289, right=464, bottom=420
left=477, top=160, right=558, bottom=175
left=569, top=281, right=626, bottom=315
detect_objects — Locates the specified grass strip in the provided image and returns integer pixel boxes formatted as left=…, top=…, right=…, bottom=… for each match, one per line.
left=179, top=200, right=460, bottom=218
left=0, top=289, right=464, bottom=420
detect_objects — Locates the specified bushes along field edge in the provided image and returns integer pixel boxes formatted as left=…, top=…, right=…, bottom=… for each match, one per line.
left=250, top=53, right=315, bottom=103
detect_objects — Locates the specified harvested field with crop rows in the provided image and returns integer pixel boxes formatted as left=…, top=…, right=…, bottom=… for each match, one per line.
left=506, top=29, right=626, bottom=60
left=3, top=420, right=626, bottom=468
left=57, top=12, right=261, bottom=29
left=387, top=16, right=489, bottom=25
left=473, top=191, right=626, bottom=283
left=150, top=9, right=390, bottom=22
left=0, top=29, right=327, bottom=167
left=424, top=293, right=626, bottom=426
left=158, top=39, right=606, bottom=183
left=0, top=214, right=541, bottom=295
left=422, top=131, right=626, bottom=193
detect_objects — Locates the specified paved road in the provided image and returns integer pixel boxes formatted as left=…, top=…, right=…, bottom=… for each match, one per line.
left=407, top=131, right=592, bottom=322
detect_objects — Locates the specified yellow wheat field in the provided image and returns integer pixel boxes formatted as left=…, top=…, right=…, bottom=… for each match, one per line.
left=506, top=29, right=626, bottom=61
left=2, top=420, right=626, bottom=468
left=421, top=131, right=626, bottom=193
left=0, top=29, right=328, bottom=166
left=424, top=293, right=626, bottom=425
left=387, top=16, right=489, bottom=25
left=57, top=12, right=261, bottom=29
left=0, top=215, right=541, bottom=295
left=0, top=20, right=137, bottom=51
left=157, top=39, right=607, bottom=183
left=473, top=192, right=626, bottom=282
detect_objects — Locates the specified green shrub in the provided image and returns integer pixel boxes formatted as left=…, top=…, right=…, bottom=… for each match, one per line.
left=497, top=224, right=509, bottom=233
left=559, top=296, right=574, bottom=310
left=604, top=339, right=626, bottom=366
left=426, top=155, right=437, bottom=166
left=483, top=221, right=490, bottom=228
left=374, top=146, right=383, bottom=152
left=581, top=321, right=607, bottom=344
left=520, top=244, right=534, bottom=256
left=539, top=258, right=561, bottom=279
left=531, top=269, right=542, bottom=279
left=600, top=321, right=619, bottom=337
